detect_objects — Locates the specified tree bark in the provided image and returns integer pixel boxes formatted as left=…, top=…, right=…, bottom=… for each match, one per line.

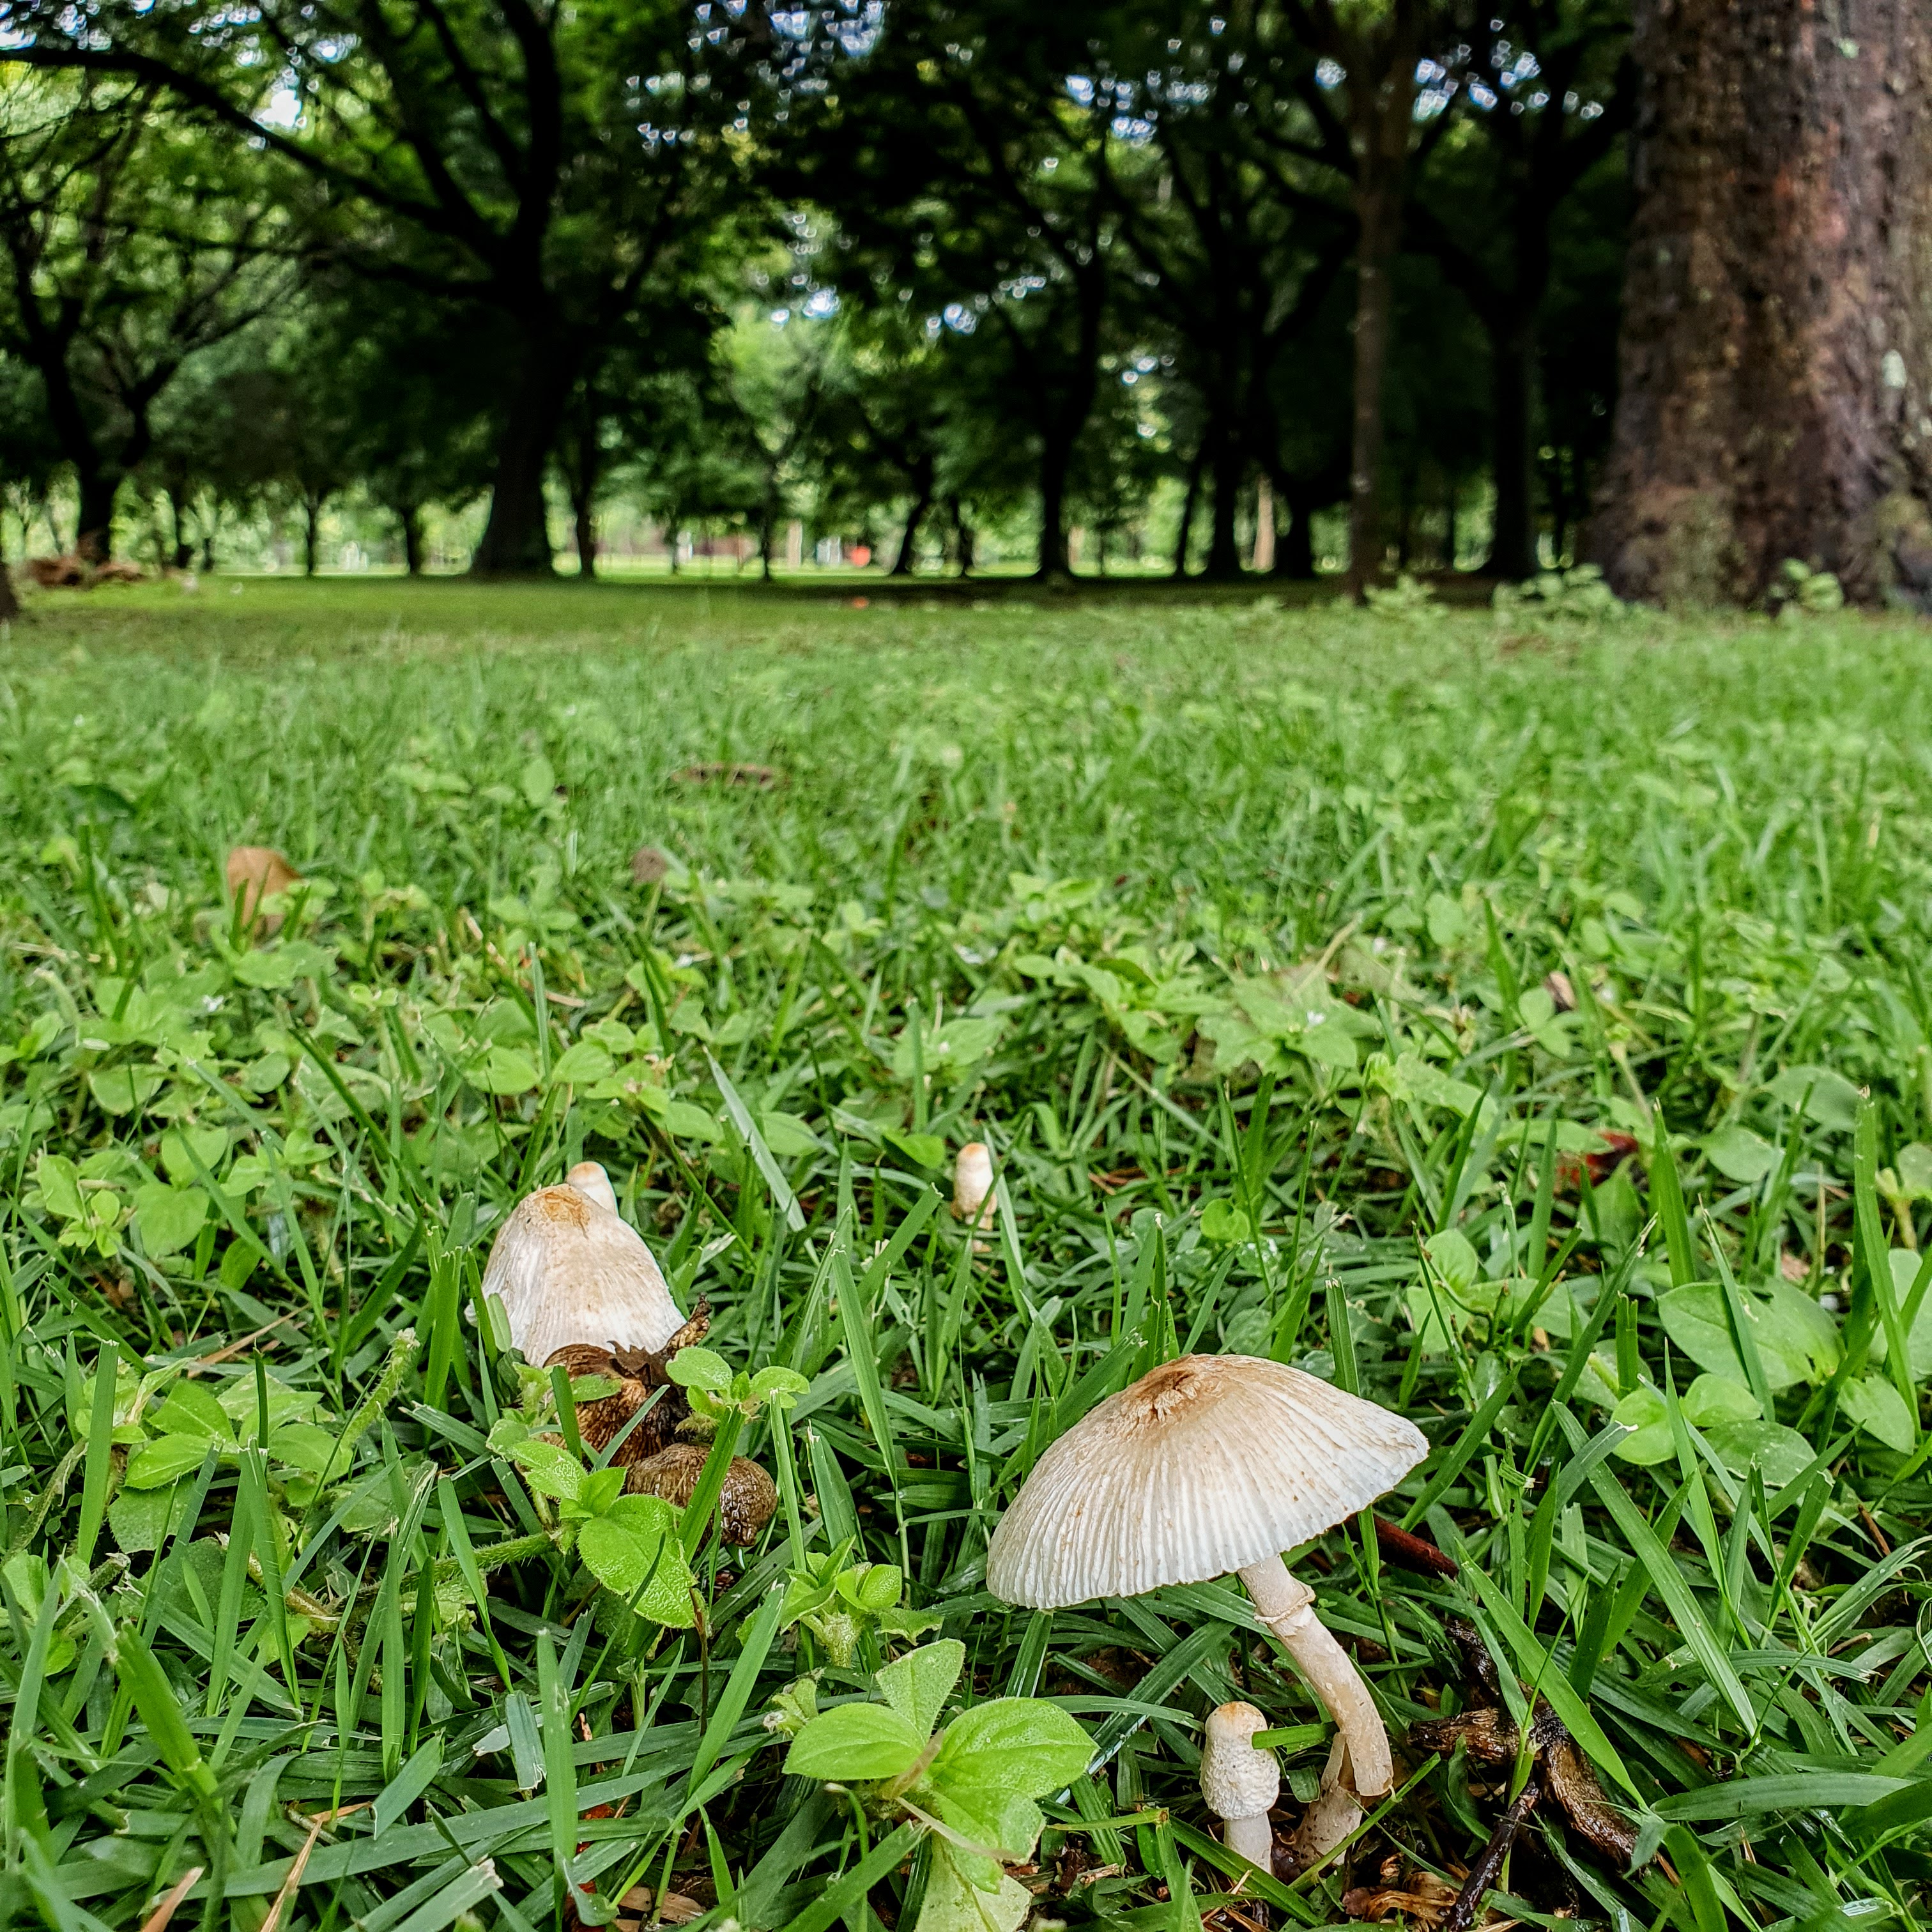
left=950, top=497, right=976, bottom=576
left=1272, top=487, right=1319, bottom=580
left=1488, top=318, right=1540, bottom=579
left=74, top=470, right=119, bottom=563
left=169, top=489, right=194, bottom=571
left=574, top=492, right=597, bottom=579
left=401, top=505, right=425, bottom=575
left=1344, top=4, right=1422, bottom=603
left=472, top=326, right=571, bottom=577
left=1172, top=440, right=1206, bottom=579
left=1593, top=0, right=1932, bottom=606
left=1204, top=421, right=1245, bottom=579
left=893, top=458, right=935, bottom=575
left=303, top=498, right=321, bottom=576
left=1037, top=427, right=1075, bottom=578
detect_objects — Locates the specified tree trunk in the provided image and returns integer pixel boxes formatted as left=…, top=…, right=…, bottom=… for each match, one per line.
left=574, top=491, right=597, bottom=579
left=1273, top=487, right=1319, bottom=579
left=303, top=498, right=321, bottom=576
left=169, top=490, right=194, bottom=571
left=401, top=505, right=425, bottom=576
left=951, top=498, right=976, bottom=576
left=1593, top=0, right=1932, bottom=606
left=1344, top=6, right=1422, bottom=602
left=472, top=326, right=571, bottom=577
left=74, top=470, right=119, bottom=564
left=1204, top=424, right=1245, bottom=579
left=1172, top=441, right=1206, bottom=579
left=893, top=462, right=934, bottom=576
left=1037, top=429, right=1075, bottom=578
left=1487, top=318, right=1540, bottom=579
left=1445, top=471, right=1459, bottom=571
left=0, top=520, right=17, bottom=622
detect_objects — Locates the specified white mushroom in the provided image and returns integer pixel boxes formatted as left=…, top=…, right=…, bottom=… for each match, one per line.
left=986, top=1354, right=1427, bottom=1801
left=1200, top=1701, right=1278, bottom=1871
left=952, top=1142, right=995, bottom=1229
left=480, top=1161, right=686, bottom=1368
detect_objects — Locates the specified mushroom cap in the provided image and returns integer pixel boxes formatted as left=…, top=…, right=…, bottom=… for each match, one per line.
left=565, top=1160, right=620, bottom=1215
left=986, top=1354, right=1427, bottom=1609
left=1200, top=1701, right=1280, bottom=1821
left=226, top=845, right=302, bottom=931
left=482, top=1167, right=685, bottom=1368
left=952, top=1142, right=995, bottom=1223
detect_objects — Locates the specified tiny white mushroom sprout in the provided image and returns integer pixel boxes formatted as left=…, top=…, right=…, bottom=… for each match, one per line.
left=1200, top=1701, right=1279, bottom=1869
left=952, top=1141, right=996, bottom=1229
left=480, top=1160, right=687, bottom=1369
left=986, top=1353, right=1427, bottom=1807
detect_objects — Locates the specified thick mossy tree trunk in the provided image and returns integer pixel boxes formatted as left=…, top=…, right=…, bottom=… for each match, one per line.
left=1595, top=0, right=1932, bottom=606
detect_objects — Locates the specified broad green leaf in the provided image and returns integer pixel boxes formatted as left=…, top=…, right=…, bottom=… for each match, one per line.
left=268, top=1422, right=340, bottom=1473
left=1703, top=1126, right=1777, bottom=1185
left=109, top=1480, right=185, bottom=1554
left=882, top=1128, right=945, bottom=1169
left=576, top=1500, right=696, bottom=1627
left=1611, top=1387, right=1675, bottom=1465
left=548, top=1039, right=615, bottom=1086
left=928, top=1698, right=1094, bottom=1807
left=1425, top=1228, right=1481, bottom=1294
left=158, top=1124, right=228, bottom=1184
left=1705, top=1420, right=1822, bottom=1487
left=476, top=1046, right=540, bottom=1095
left=1844, top=1374, right=1916, bottom=1452
left=150, top=1380, right=236, bottom=1443
left=784, top=1701, right=927, bottom=1781
left=125, top=1432, right=222, bottom=1489
left=1656, top=1281, right=1837, bottom=1390
left=914, top=1843, right=1031, bottom=1932
left=1767, top=1065, right=1860, bottom=1131
left=34, top=1154, right=86, bottom=1221
left=134, top=1182, right=208, bottom=1258
left=513, top=1439, right=585, bottom=1502
left=760, top=1109, right=823, bottom=1158
left=662, top=1100, right=724, bottom=1144
left=1680, top=1374, right=1760, bottom=1427
left=877, top=1640, right=963, bottom=1740
left=666, top=1346, right=734, bottom=1394
left=88, top=1064, right=165, bottom=1115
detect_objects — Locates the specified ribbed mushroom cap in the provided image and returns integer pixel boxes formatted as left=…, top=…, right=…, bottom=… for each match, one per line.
left=482, top=1165, right=685, bottom=1368
left=987, top=1354, right=1427, bottom=1609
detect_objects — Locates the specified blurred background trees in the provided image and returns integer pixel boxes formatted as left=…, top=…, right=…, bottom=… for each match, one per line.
left=0, top=0, right=1920, bottom=604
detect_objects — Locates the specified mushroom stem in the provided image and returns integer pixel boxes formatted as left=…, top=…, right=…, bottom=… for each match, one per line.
left=1225, top=1811, right=1274, bottom=1869
left=1285, top=1736, right=1365, bottom=1874
left=1238, top=1556, right=1393, bottom=1798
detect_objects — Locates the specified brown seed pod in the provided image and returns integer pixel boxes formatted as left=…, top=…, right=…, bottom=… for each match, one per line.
left=543, top=1301, right=712, bottom=1466
left=624, top=1442, right=778, bottom=1547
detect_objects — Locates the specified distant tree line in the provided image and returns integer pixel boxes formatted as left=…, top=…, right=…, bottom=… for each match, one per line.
left=0, top=0, right=1925, bottom=608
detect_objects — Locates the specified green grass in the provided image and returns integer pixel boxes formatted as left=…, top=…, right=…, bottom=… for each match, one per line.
left=6, top=578, right=1932, bottom=1932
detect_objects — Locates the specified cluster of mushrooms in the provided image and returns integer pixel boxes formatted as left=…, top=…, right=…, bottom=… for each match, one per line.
left=482, top=1151, right=1503, bottom=1898
left=479, top=1160, right=777, bottom=1545
left=988, top=1351, right=1429, bottom=1878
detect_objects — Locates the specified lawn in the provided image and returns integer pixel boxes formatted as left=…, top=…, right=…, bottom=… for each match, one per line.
left=6, top=578, right=1932, bottom=1932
